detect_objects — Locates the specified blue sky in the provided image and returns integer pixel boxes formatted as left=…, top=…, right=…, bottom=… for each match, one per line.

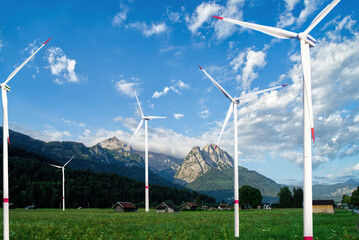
left=0, top=0, right=358, bottom=185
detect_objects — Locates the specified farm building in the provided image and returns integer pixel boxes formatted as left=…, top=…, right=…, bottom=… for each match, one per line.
left=156, top=202, right=180, bottom=213
left=180, top=202, right=197, bottom=211
left=112, top=202, right=138, bottom=213
left=312, top=200, right=335, bottom=214
left=218, top=203, right=230, bottom=210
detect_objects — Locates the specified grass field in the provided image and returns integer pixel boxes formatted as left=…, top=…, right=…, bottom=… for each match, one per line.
left=1, top=208, right=358, bottom=239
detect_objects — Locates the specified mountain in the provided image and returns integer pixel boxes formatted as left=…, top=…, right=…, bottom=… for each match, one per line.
left=2, top=128, right=181, bottom=188
left=174, top=144, right=281, bottom=202
left=312, top=179, right=358, bottom=202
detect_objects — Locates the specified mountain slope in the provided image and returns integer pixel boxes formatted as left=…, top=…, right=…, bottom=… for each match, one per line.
left=2, top=128, right=181, bottom=188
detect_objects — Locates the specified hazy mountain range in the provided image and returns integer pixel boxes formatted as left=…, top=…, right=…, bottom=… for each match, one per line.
left=2, top=128, right=357, bottom=202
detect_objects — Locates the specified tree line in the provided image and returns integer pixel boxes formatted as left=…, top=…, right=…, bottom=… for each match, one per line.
left=0, top=147, right=215, bottom=208
left=341, top=187, right=359, bottom=208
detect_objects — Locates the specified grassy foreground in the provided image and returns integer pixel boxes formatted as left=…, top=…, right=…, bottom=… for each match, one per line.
left=1, top=208, right=358, bottom=239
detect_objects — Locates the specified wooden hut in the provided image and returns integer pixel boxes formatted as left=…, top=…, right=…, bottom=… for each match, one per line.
left=112, top=202, right=138, bottom=213
left=218, top=203, right=230, bottom=210
left=156, top=202, right=179, bottom=213
left=312, top=200, right=335, bottom=214
left=180, top=202, right=197, bottom=211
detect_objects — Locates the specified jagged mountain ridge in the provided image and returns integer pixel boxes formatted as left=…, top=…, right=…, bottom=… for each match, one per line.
left=174, top=144, right=233, bottom=183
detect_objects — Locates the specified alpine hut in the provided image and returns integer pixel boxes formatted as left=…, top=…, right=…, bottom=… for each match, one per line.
left=112, top=202, right=138, bottom=213
left=156, top=202, right=179, bottom=213
left=312, top=200, right=335, bottom=214
left=180, top=202, right=197, bottom=211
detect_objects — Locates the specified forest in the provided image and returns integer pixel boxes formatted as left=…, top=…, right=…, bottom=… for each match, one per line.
left=0, top=147, right=216, bottom=208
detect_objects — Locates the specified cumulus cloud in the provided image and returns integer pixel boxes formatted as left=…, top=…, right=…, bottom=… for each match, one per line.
left=152, top=80, right=190, bottom=99
left=112, top=5, right=129, bottom=27
left=173, top=113, right=184, bottom=120
left=115, top=77, right=139, bottom=98
left=46, top=47, right=82, bottom=85
left=230, top=48, right=267, bottom=91
left=0, top=40, right=3, bottom=51
left=186, top=2, right=220, bottom=34
left=186, top=0, right=245, bottom=39
left=127, top=22, right=168, bottom=37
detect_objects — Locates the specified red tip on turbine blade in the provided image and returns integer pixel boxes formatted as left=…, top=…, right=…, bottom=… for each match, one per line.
left=212, top=16, right=223, bottom=20
left=311, top=128, right=315, bottom=142
left=214, top=145, right=218, bottom=150
left=282, top=84, right=288, bottom=87
left=7, top=137, right=10, bottom=145
left=44, top=37, right=52, bottom=45
left=199, top=65, right=203, bottom=70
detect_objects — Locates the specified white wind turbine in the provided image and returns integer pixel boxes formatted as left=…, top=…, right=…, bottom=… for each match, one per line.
left=49, top=156, right=75, bottom=211
left=128, top=89, right=167, bottom=212
left=1, top=37, right=51, bottom=240
left=213, top=0, right=340, bottom=238
left=199, top=66, right=287, bottom=238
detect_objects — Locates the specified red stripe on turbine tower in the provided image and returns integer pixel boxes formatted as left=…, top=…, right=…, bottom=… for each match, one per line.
left=3, top=198, right=9, bottom=203
left=311, top=128, right=315, bottom=142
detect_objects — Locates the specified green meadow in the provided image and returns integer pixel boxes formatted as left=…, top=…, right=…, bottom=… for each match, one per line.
left=2, top=209, right=359, bottom=239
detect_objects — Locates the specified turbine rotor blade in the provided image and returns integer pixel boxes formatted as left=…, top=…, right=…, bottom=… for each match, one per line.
left=300, top=41, right=315, bottom=142
left=3, top=38, right=52, bottom=85
left=199, top=66, right=233, bottom=101
left=128, top=119, right=144, bottom=146
left=133, top=89, right=144, bottom=117
left=216, top=102, right=234, bottom=148
left=147, top=116, right=167, bottom=120
left=213, top=16, right=297, bottom=39
left=49, top=164, right=62, bottom=169
left=304, top=0, right=341, bottom=35
left=235, top=84, right=288, bottom=101
left=63, top=156, right=75, bottom=167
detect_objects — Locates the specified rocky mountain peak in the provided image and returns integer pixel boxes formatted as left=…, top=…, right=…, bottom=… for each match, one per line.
left=97, top=136, right=132, bottom=151
left=174, top=144, right=233, bottom=184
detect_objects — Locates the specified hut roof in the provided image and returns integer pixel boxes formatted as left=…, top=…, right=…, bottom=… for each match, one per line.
left=156, top=202, right=179, bottom=211
left=186, top=202, right=197, bottom=207
left=112, top=202, right=137, bottom=209
left=313, top=200, right=335, bottom=206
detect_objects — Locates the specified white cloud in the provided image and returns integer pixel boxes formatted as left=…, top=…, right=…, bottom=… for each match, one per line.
left=112, top=4, right=129, bottom=27
left=173, top=113, right=184, bottom=120
left=200, top=109, right=210, bottom=119
left=42, top=125, right=71, bottom=142
left=61, top=118, right=85, bottom=127
left=284, top=0, right=300, bottom=11
left=186, top=2, right=220, bottom=34
left=297, top=0, right=320, bottom=26
left=127, top=22, right=168, bottom=37
left=230, top=48, right=267, bottom=90
left=0, top=40, right=3, bottom=51
left=115, top=77, right=139, bottom=98
left=46, top=47, right=81, bottom=84
left=152, top=80, right=190, bottom=99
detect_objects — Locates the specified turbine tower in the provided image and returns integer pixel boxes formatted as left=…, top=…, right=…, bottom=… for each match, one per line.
left=128, top=89, right=167, bottom=212
left=49, top=156, right=75, bottom=211
left=213, top=0, right=340, bottom=240
left=199, top=66, right=287, bottom=238
left=1, top=37, right=51, bottom=240
left=212, top=1, right=341, bottom=239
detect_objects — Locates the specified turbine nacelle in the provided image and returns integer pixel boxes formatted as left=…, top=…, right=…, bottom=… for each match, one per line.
left=297, top=32, right=317, bottom=47
left=0, top=84, right=11, bottom=92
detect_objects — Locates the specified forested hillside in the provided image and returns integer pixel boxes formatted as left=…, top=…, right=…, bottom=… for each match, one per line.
left=0, top=147, right=215, bottom=208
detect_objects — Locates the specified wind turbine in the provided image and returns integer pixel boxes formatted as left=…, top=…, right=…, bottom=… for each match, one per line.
left=1, top=37, right=51, bottom=240
left=128, top=89, right=167, bottom=212
left=212, top=0, right=340, bottom=239
left=199, top=66, right=287, bottom=238
left=49, top=156, right=75, bottom=211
